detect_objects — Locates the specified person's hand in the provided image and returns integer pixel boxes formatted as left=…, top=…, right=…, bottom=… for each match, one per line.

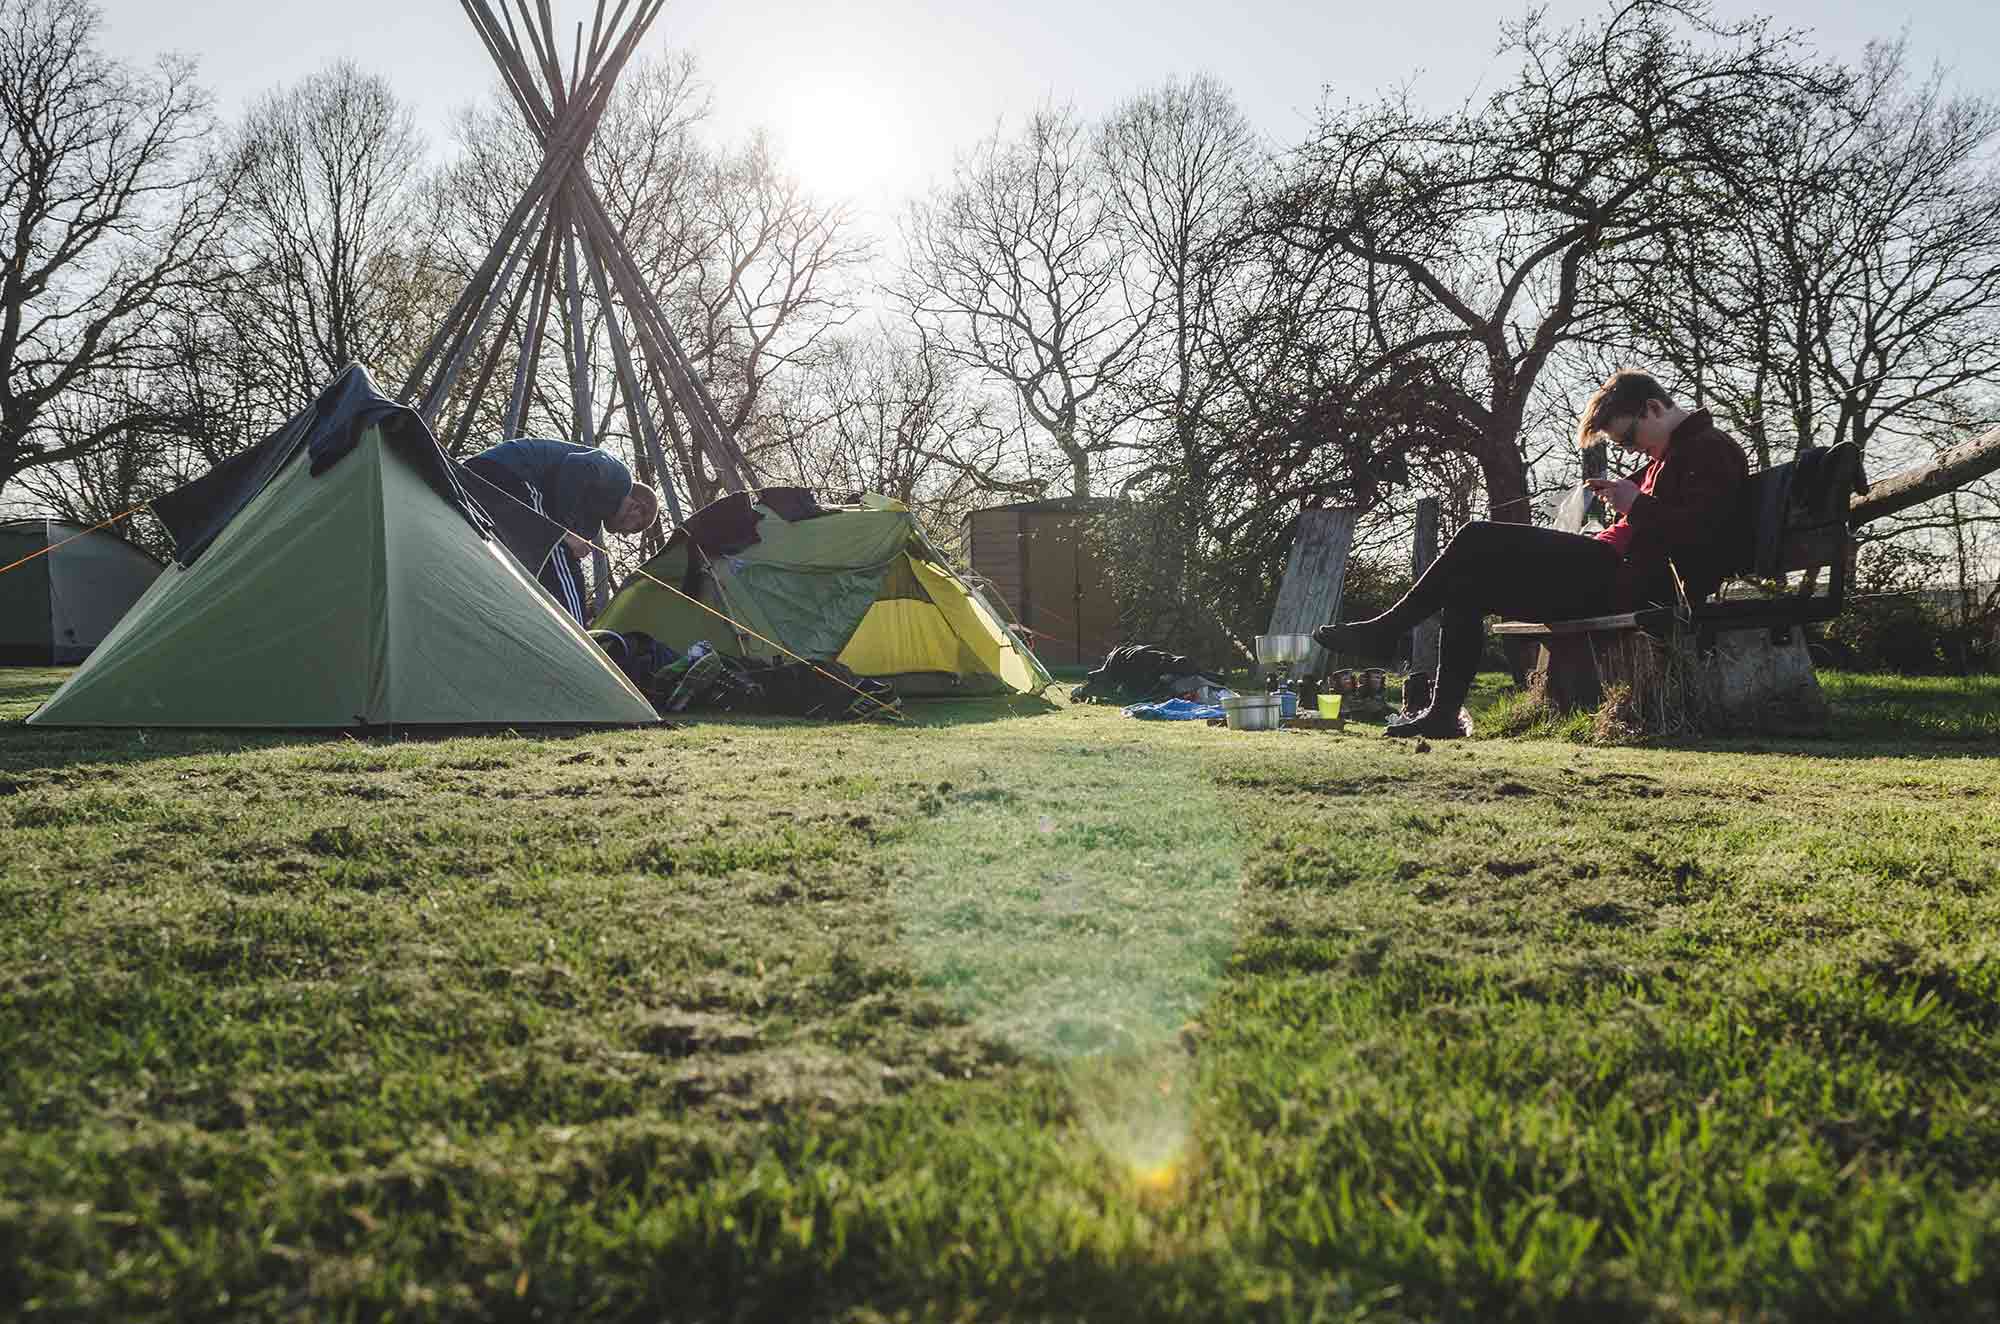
left=1584, top=477, right=1640, bottom=514
left=562, top=531, right=594, bottom=560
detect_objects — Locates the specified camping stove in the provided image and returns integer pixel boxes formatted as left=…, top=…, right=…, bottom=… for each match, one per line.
left=1253, top=633, right=1313, bottom=690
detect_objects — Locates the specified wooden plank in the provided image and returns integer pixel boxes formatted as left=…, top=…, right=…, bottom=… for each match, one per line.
left=1494, top=613, right=1643, bottom=636
left=1266, top=508, right=1357, bottom=679
left=1409, top=498, right=1439, bottom=674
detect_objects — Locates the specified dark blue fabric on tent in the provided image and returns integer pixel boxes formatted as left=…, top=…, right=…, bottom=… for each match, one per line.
left=151, top=364, right=561, bottom=571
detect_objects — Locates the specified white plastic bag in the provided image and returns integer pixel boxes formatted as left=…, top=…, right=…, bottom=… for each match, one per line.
left=1555, top=483, right=1591, bottom=534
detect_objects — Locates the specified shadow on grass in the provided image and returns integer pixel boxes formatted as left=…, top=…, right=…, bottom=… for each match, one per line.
left=0, top=712, right=628, bottom=774
left=897, top=693, right=1063, bottom=727
left=0, top=666, right=1060, bottom=773
left=3, top=662, right=659, bottom=759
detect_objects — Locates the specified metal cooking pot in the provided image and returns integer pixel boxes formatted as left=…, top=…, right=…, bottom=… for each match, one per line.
left=1254, top=633, right=1314, bottom=666
left=1221, top=692, right=1283, bottom=731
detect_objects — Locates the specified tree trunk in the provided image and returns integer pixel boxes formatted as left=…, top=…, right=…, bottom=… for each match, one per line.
left=1068, top=447, right=1091, bottom=499
left=1475, top=430, right=1531, bottom=525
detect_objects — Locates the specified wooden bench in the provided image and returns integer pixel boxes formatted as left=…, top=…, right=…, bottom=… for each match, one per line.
left=1493, top=442, right=1867, bottom=730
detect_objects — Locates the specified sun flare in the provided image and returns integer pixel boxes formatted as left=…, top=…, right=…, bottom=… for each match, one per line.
left=768, top=73, right=913, bottom=205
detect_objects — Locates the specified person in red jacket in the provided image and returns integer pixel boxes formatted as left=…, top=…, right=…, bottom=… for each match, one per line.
left=1314, top=370, right=1747, bottom=738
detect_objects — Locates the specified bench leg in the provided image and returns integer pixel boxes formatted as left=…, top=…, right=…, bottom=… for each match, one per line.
left=1531, top=636, right=1601, bottom=712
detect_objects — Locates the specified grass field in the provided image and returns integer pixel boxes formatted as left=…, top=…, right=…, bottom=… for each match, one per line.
left=6, top=667, right=2000, bottom=1321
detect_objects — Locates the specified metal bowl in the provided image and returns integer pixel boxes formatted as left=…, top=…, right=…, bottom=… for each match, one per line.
left=1255, top=633, right=1314, bottom=666
left=1221, top=692, right=1283, bottom=731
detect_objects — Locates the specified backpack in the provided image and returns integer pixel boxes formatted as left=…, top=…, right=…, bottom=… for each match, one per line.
left=588, top=630, right=680, bottom=692
left=1070, top=642, right=1223, bottom=705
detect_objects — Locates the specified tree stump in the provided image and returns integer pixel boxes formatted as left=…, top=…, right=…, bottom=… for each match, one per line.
left=1700, top=625, right=1828, bottom=729
left=1525, top=623, right=1827, bottom=734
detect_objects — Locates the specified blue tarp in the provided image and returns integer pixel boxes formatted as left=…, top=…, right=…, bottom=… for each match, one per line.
left=1122, top=698, right=1224, bottom=721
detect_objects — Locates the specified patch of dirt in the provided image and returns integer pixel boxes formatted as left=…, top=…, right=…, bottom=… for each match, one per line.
left=1570, top=770, right=1668, bottom=798
left=1219, top=771, right=1400, bottom=799
left=632, top=1010, right=762, bottom=1057
left=1573, top=901, right=1644, bottom=928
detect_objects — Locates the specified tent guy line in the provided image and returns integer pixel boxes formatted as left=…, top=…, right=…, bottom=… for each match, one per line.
left=0, top=504, right=146, bottom=579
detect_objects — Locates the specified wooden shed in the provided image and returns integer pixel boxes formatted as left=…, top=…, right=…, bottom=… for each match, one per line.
left=960, top=498, right=1122, bottom=668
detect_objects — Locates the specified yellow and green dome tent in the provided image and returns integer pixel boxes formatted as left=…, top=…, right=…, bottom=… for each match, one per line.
left=593, top=489, right=1053, bottom=697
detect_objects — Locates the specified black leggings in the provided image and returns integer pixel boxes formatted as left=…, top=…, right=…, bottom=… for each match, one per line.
left=1378, top=522, right=1668, bottom=699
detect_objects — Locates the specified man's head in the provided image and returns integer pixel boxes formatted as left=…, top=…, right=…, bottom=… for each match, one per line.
left=605, top=481, right=660, bottom=534
left=1578, top=370, right=1683, bottom=458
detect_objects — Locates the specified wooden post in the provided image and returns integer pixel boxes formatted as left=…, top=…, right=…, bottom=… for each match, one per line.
left=1583, top=442, right=1608, bottom=527
left=1267, top=508, right=1358, bottom=680
left=1409, top=497, right=1439, bottom=676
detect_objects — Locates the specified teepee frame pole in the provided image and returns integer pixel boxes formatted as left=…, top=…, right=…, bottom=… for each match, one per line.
left=436, top=0, right=757, bottom=523
left=579, top=226, right=683, bottom=522
left=558, top=213, right=596, bottom=447
left=420, top=201, right=552, bottom=425
left=399, top=49, right=626, bottom=409
left=445, top=214, right=554, bottom=456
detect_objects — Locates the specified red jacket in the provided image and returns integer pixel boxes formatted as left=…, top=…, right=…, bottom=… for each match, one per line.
left=1596, top=410, right=1748, bottom=606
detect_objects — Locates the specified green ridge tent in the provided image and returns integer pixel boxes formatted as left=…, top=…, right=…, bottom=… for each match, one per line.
left=0, top=520, right=163, bottom=665
left=28, top=366, right=657, bottom=728
left=593, top=488, right=1055, bottom=697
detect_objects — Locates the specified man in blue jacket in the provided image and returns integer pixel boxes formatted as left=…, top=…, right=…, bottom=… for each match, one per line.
left=465, top=438, right=660, bottom=624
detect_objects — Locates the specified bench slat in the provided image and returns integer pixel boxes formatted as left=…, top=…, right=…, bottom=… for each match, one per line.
left=1494, top=611, right=1650, bottom=637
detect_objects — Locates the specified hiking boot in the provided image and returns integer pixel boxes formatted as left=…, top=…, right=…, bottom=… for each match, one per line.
left=1313, top=620, right=1393, bottom=656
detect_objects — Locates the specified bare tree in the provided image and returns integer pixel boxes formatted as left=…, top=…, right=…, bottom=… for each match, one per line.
left=1097, top=74, right=1261, bottom=489
left=227, top=60, right=435, bottom=411
left=681, top=131, right=874, bottom=471
left=0, top=0, right=235, bottom=505
left=761, top=325, right=1044, bottom=537
left=1645, top=43, right=2000, bottom=472
left=1264, top=0, right=1831, bottom=521
left=15, top=287, right=263, bottom=546
left=900, top=102, right=1155, bottom=498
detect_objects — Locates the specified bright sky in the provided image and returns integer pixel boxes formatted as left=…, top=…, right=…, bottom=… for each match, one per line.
left=99, top=0, right=1997, bottom=233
